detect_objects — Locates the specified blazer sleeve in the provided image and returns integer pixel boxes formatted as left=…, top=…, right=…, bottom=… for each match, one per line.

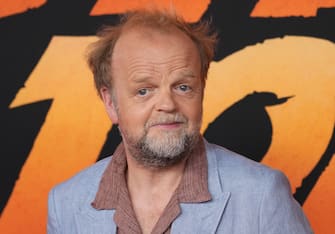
left=47, top=188, right=60, bottom=234
left=259, top=170, right=314, bottom=234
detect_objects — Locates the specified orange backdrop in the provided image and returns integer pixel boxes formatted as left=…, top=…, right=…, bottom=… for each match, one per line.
left=0, top=0, right=334, bottom=233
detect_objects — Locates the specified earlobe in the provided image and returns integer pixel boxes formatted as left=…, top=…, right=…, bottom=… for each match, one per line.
left=100, top=87, right=119, bottom=124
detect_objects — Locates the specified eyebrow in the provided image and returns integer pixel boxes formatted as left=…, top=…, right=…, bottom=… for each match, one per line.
left=130, top=74, right=156, bottom=84
left=179, top=70, right=196, bottom=77
left=173, top=69, right=197, bottom=80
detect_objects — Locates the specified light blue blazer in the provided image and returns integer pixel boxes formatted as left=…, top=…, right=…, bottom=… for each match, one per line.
left=48, top=140, right=313, bottom=233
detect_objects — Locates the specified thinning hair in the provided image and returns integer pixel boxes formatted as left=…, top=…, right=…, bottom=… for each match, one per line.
left=86, top=8, right=217, bottom=98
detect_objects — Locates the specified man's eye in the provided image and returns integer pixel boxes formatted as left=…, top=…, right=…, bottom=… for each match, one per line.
left=137, top=88, right=149, bottom=96
left=178, top=84, right=191, bottom=92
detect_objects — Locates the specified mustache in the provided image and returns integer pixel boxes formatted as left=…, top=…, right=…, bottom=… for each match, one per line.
left=145, top=114, right=187, bottom=128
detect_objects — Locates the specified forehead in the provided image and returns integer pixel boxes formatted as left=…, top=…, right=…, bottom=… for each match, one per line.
left=112, top=26, right=199, bottom=63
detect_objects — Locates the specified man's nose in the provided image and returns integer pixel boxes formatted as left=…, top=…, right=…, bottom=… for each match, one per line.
left=155, top=88, right=177, bottom=112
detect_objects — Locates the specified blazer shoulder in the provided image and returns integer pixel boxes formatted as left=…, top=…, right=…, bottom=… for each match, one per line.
left=50, top=156, right=112, bottom=198
left=205, top=140, right=289, bottom=191
left=47, top=156, right=117, bottom=233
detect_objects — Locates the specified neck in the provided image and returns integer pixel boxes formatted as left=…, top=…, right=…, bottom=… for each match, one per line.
left=123, top=150, right=188, bottom=234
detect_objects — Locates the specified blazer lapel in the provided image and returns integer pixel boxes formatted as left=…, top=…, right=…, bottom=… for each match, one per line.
left=75, top=206, right=117, bottom=234
left=73, top=181, right=117, bottom=234
left=171, top=192, right=230, bottom=233
left=171, top=140, right=231, bottom=233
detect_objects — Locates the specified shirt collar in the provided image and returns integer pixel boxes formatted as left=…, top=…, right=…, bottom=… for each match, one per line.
left=91, top=137, right=211, bottom=210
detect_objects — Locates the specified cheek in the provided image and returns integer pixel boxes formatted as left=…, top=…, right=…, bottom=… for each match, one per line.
left=182, top=101, right=203, bottom=123
left=118, top=101, right=152, bottom=127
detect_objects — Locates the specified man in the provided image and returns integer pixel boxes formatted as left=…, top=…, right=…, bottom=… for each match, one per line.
left=47, top=9, right=313, bottom=234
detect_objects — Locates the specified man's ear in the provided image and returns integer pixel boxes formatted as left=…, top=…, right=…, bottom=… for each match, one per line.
left=100, top=87, right=119, bottom=124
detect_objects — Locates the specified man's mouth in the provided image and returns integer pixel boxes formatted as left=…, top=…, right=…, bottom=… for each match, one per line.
left=150, top=121, right=184, bottom=129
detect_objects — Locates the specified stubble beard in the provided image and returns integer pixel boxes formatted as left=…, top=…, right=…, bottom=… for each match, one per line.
left=121, top=114, right=201, bottom=168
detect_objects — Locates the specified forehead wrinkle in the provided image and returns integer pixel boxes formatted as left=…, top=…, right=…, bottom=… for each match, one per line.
left=130, top=54, right=193, bottom=72
left=126, top=58, right=157, bottom=79
left=165, top=58, right=199, bottom=78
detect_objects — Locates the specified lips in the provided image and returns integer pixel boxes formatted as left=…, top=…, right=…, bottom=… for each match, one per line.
left=151, top=120, right=184, bottom=126
left=149, top=122, right=184, bottom=131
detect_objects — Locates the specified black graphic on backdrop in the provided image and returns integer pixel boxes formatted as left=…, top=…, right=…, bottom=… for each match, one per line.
left=199, top=0, right=335, bottom=61
left=1, top=0, right=334, bottom=213
left=204, top=92, right=293, bottom=162
left=0, top=100, right=52, bottom=215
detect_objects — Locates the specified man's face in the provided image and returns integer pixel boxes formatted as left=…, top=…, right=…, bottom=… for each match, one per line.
left=101, top=27, right=204, bottom=167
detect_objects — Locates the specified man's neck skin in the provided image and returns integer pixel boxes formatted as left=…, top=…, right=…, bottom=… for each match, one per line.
left=125, top=151, right=187, bottom=234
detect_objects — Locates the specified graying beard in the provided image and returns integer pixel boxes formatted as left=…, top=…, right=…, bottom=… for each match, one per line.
left=132, top=134, right=199, bottom=168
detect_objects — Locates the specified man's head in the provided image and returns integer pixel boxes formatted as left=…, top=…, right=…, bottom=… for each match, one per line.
left=86, top=9, right=217, bottom=168
left=87, top=9, right=216, bottom=96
